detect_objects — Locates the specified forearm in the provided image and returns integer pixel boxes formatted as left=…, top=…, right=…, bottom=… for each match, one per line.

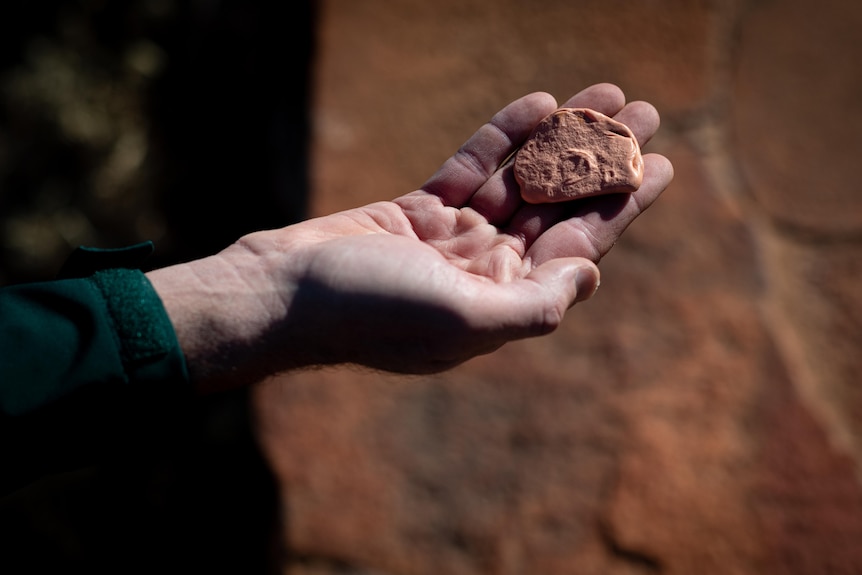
left=146, top=237, right=314, bottom=393
left=148, top=214, right=600, bottom=387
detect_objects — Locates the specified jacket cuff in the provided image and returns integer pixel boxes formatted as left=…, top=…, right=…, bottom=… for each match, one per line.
left=88, top=267, right=190, bottom=388
left=64, top=242, right=190, bottom=388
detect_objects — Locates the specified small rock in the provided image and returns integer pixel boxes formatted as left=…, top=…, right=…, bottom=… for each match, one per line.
left=514, top=108, right=644, bottom=203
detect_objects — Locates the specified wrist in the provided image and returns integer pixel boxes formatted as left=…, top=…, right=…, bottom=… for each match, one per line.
left=147, top=235, right=303, bottom=393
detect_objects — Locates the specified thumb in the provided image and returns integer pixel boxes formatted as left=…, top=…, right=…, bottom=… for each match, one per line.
left=526, top=257, right=600, bottom=309
left=470, top=257, right=600, bottom=343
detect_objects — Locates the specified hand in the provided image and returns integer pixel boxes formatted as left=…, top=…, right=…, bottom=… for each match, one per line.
left=148, top=83, right=674, bottom=392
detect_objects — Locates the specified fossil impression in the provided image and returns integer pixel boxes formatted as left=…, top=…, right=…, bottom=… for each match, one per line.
left=513, top=108, right=644, bottom=203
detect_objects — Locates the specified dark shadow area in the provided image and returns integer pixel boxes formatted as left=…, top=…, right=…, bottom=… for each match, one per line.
left=146, top=0, right=316, bottom=268
left=0, top=0, right=316, bottom=281
left=1, top=386, right=280, bottom=574
left=0, top=1, right=318, bottom=571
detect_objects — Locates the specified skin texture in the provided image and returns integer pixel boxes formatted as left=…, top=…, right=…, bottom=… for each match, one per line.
left=514, top=107, right=644, bottom=203
left=146, top=83, right=674, bottom=394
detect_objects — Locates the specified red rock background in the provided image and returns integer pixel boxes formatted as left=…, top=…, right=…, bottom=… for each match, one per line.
left=257, top=0, right=862, bottom=573
left=2, top=0, right=862, bottom=573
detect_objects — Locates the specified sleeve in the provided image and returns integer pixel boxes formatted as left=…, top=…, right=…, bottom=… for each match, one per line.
left=0, top=242, right=192, bottom=495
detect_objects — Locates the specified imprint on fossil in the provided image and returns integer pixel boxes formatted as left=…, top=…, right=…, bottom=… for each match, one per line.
left=513, top=108, right=643, bottom=203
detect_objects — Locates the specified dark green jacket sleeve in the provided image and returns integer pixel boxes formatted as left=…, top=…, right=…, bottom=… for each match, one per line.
left=0, top=243, right=191, bottom=495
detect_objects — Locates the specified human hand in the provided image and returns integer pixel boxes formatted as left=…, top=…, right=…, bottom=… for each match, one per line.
left=148, top=83, right=673, bottom=391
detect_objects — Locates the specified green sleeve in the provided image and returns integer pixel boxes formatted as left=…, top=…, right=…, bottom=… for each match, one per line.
left=0, top=243, right=191, bottom=494
left=1, top=247, right=189, bottom=416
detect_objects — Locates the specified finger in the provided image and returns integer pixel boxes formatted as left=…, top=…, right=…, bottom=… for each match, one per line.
left=528, top=258, right=600, bottom=308
left=420, top=92, right=557, bottom=207
left=462, top=160, right=524, bottom=227
left=495, top=99, right=665, bottom=240
left=612, top=100, right=661, bottom=148
left=467, top=83, right=628, bottom=226
left=469, top=258, right=600, bottom=341
left=524, top=153, right=674, bottom=265
left=559, top=82, right=626, bottom=116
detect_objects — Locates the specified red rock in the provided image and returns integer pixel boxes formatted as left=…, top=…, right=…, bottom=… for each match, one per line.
left=513, top=108, right=644, bottom=203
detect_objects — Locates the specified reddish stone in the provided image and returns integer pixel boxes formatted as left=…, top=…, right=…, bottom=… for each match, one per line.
left=733, top=0, right=862, bottom=234
left=750, top=370, right=862, bottom=575
left=513, top=108, right=643, bottom=203
left=255, top=1, right=862, bottom=573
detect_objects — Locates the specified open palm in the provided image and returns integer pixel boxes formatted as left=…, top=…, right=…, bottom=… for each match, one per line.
left=246, top=83, right=673, bottom=373
left=157, top=83, right=675, bottom=389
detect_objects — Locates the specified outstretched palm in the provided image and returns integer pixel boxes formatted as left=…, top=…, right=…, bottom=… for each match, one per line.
left=303, top=84, right=669, bottom=274
left=249, top=83, right=673, bottom=373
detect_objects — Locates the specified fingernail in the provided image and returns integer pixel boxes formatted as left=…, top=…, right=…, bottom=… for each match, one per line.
left=574, top=267, right=600, bottom=303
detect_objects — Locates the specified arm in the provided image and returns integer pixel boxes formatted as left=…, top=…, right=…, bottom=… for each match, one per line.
left=0, top=246, right=187, bottom=417
left=0, top=249, right=189, bottom=495
left=147, top=83, right=674, bottom=394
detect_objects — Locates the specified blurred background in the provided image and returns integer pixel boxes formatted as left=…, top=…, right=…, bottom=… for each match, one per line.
left=2, top=0, right=862, bottom=573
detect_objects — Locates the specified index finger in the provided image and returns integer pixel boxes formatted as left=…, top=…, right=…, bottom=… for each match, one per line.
left=420, top=92, right=558, bottom=207
left=466, top=83, right=630, bottom=225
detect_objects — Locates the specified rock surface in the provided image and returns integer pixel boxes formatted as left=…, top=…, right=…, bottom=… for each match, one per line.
left=513, top=108, right=643, bottom=203
left=260, top=0, right=862, bottom=574
left=5, top=1, right=862, bottom=574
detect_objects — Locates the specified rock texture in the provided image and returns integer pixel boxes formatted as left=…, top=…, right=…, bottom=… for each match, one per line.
left=258, top=0, right=862, bottom=574
left=513, top=108, right=643, bottom=203
left=5, top=1, right=862, bottom=574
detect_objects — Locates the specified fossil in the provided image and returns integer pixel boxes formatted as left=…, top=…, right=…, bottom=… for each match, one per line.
left=513, top=108, right=643, bottom=203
